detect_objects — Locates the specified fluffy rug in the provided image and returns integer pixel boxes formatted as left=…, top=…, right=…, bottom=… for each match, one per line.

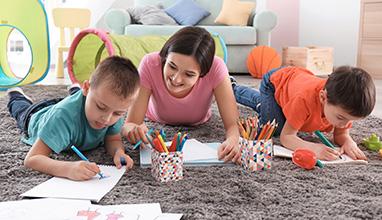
left=0, top=85, right=381, bottom=219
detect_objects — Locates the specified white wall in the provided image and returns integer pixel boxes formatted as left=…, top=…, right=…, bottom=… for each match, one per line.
left=299, top=0, right=361, bottom=66
left=266, top=0, right=300, bottom=53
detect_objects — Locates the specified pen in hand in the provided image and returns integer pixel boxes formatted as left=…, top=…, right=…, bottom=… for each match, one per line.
left=133, top=128, right=154, bottom=149
left=314, top=130, right=343, bottom=159
left=71, top=146, right=104, bottom=178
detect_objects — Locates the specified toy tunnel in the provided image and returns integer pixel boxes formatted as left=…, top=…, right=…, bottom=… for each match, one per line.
left=68, top=28, right=227, bottom=84
left=0, top=0, right=50, bottom=89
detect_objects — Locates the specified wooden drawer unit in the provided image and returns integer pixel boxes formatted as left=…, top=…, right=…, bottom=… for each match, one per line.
left=358, top=0, right=382, bottom=79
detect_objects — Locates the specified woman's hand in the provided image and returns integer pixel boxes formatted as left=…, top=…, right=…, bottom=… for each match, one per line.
left=123, top=123, right=149, bottom=147
left=218, top=137, right=241, bottom=164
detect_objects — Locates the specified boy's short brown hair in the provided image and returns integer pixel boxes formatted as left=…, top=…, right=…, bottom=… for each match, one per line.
left=90, top=56, right=140, bottom=98
left=325, top=66, right=376, bottom=117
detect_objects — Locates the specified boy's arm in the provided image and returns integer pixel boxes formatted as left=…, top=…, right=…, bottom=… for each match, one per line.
left=280, top=121, right=341, bottom=161
left=24, top=138, right=100, bottom=180
left=104, top=134, right=133, bottom=169
left=214, top=77, right=241, bottom=163
left=333, top=127, right=367, bottom=160
left=123, top=85, right=151, bottom=144
left=333, top=127, right=352, bottom=146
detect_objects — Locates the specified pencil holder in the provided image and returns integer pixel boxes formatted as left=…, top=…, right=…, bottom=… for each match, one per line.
left=240, top=138, right=273, bottom=172
left=151, top=149, right=184, bottom=182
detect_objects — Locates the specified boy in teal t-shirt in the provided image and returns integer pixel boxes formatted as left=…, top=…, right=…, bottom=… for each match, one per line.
left=7, top=56, right=140, bottom=181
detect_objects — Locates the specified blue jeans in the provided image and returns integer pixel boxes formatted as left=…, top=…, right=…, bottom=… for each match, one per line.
left=7, top=87, right=80, bottom=137
left=233, top=68, right=285, bottom=136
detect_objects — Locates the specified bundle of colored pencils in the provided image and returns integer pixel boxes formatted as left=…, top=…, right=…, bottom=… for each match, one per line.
left=237, top=116, right=258, bottom=140
left=237, top=116, right=278, bottom=141
left=145, top=129, right=188, bottom=153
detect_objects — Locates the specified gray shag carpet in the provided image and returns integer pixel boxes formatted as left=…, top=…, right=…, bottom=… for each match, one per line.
left=0, top=85, right=382, bottom=220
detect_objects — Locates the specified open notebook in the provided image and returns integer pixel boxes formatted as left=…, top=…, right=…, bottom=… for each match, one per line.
left=21, top=165, right=125, bottom=203
left=140, top=139, right=233, bottom=167
left=273, top=145, right=368, bottom=165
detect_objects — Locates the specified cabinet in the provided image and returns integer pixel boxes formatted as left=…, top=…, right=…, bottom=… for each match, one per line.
left=357, top=0, right=382, bottom=79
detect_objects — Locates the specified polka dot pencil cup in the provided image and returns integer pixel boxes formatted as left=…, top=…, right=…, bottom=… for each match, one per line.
left=240, top=138, right=273, bottom=172
left=237, top=117, right=277, bottom=173
left=148, top=130, right=187, bottom=182
left=151, top=150, right=184, bottom=182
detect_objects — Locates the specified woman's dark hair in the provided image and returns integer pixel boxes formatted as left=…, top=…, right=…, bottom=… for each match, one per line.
left=159, top=26, right=215, bottom=77
left=325, top=66, right=376, bottom=117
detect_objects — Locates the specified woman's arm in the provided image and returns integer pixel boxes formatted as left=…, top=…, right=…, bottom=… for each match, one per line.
left=122, top=85, right=152, bottom=144
left=213, top=77, right=241, bottom=162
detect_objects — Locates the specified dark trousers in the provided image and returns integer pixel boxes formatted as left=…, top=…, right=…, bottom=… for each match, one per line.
left=7, top=87, right=80, bottom=136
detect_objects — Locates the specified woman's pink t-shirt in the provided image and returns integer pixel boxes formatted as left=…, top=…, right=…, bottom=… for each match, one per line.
left=139, top=52, right=228, bottom=125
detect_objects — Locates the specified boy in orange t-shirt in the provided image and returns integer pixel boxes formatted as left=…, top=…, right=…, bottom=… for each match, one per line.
left=231, top=66, right=376, bottom=161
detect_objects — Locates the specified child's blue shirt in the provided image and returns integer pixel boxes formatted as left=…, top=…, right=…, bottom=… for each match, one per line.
left=22, top=91, right=123, bottom=153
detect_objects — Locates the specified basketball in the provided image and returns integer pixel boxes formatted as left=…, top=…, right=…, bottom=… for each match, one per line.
left=246, top=46, right=281, bottom=78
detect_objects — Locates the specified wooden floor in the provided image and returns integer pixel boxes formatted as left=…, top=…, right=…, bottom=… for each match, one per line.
left=1, top=69, right=382, bottom=118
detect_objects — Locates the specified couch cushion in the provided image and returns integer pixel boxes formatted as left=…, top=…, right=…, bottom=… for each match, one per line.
left=164, top=0, right=210, bottom=25
left=124, top=25, right=256, bottom=45
left=215, top=0, right=256, bottom=26
left=134, top=0, right=257, bottom=26
left=127, top=5, right=177, bottom=25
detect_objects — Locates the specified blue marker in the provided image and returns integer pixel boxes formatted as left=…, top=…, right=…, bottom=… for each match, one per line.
left=120, top=156, right=127, bottom=166
left=178, top=135, right=188, bottom=152
left=71, top=146, right=104, bottom=178
left=160, top=129, right=166, bottom=141
left=133, top=128, right=154, bottom=149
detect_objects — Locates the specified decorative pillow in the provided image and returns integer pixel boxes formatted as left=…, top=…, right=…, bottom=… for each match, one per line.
left=215, top=0, right=256, bottom=26
left=127, top=5, right=177, bottom=25
left=165, top=0, right=210, bottom=26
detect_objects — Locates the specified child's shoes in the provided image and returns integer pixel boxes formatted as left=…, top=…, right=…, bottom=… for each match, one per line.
left=229, top=75, right=237, bottom=88
left=7, top=87, right=33, bottom=103
left=67, top=83, right=81, bottom=95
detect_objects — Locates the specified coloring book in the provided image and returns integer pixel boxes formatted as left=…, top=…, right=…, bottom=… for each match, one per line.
left=273, top=145, right=368, bottom=165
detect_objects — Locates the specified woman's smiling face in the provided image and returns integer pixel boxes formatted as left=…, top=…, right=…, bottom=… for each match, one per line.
left=162, top=52, right=201, bottom=98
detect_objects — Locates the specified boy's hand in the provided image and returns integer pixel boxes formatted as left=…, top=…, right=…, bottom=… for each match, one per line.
left=68, top=161, right=100, bottom=181
left=218, top=138, right=241, bottom=164
left=340, top=140, right=367, bottom=160
left=113, top=148, right=134, bottom=170
left=312, top=143, right=342, bottom=161
left=124, top=124, right=149, bottom=147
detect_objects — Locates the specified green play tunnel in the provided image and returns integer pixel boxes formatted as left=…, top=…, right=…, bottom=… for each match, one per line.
left=0, top=0, right=50, bottom=89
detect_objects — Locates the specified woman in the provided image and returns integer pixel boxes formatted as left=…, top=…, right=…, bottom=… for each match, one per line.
left=123, top=26, right=240, bottom=163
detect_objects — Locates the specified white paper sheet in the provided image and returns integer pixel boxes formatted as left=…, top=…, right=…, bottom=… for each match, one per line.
left=99, top=203, right=162, bottom=220
left=21, top=165, right=125, bottom=202
left=0, top=200, right=168, bottom=220
left=0, top=198, right=91, bottom=220
left=68, top=203, right=162, bottom=220
left=155, top=213, right=183, bottom=220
